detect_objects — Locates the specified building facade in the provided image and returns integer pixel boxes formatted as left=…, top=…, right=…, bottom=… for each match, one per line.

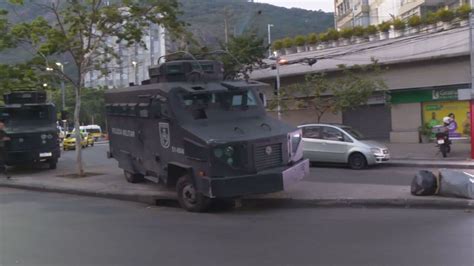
left=335, top=0, right=469, bottom=29
left=85, top=24, right=167, bottom=89
left=335, top=0, right=371, bottom=29
left=251, top=26, right=471, bottom=143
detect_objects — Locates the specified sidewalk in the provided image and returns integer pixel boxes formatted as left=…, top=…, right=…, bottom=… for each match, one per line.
left=1, top=164, right=472, bottom=210
left=384, top=141, right=474, bottom=169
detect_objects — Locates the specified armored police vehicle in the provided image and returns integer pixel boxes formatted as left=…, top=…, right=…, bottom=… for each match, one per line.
left=0, top=91, right=60, bottom=169
left=105, top=60, right=309, bottom=212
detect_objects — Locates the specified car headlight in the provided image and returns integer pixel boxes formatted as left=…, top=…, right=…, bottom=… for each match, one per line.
left=41, top=134, right=46, bottom=140
left=371, top=148, right=382, bottom=154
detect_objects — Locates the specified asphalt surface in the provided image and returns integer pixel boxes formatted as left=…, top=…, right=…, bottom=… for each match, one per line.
left=1, top=188, right=473, bottom=266
left=56, top=144, right=427, bottom=186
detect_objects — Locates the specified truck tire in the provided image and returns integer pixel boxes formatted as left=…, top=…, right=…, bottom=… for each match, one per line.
left=348, top=153, right=367, bottom=170
left=124, top=170, right=144, bottom=183
left=176, top=176, right=210, bottom=212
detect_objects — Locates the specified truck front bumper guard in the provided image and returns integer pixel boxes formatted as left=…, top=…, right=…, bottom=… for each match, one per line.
left=197, top=159, right=310, bottom=198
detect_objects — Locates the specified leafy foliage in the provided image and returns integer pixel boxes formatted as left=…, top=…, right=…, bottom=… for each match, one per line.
left=392, top=18, right=406, bottom=30
left=457, top=4, right=472, bottom=19
left=408, top=15, right=422, bottom=27
left=220, top=34, right=267, bottom=80
left=278, top=61, right=387, bottom=122
left=340, top=28, right=354, bottom=39
left=378, top=21, right=391, bottom=32
left=436, top=8, right=455, bottom=22
left=1, top=0, right=185, bottom=176
left=294, top=35, right=306, bottom=46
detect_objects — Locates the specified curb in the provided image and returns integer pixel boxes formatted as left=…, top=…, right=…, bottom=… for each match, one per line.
left=0, top=182, right=174, bottom=206
left=1, top=182, right=473, bottom=210
left=387, top=161, right=474, bottom=169
left=240, top=197, right=474, bottom=210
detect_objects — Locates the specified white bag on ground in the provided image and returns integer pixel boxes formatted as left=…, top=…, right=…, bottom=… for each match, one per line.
left=438, top=169, right=474, bottom=199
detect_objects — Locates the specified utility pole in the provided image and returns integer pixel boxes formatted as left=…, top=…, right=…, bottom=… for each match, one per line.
left=224, top=8, right=230, bottom=44
left=267, top=24, right=274, bottom=58
left=276, top=57, right=281, bottom=120
left=470, top=0, right=474, bottom=159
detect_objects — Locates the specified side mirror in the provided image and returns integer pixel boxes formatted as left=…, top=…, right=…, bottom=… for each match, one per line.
left=259, top=92, right=267, bottom=108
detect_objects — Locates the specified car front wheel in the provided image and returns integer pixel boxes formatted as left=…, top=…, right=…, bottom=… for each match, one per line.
left=348, top=153, right=367, bottom=170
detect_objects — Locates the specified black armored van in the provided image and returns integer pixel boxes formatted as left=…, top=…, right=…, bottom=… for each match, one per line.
left=0, top=91, right=60, bottom=169
left=105, top=60, right=309, bottom=212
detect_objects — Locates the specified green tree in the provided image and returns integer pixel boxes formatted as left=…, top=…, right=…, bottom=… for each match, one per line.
left=281, top=61, right=386, bottom=122
left=2, top=0, right=184, bottom=176
left=220, top=34, right=267, bottom=80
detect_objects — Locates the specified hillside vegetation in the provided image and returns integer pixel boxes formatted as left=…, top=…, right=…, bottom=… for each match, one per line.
left=0, top=0, right=334, bottom=62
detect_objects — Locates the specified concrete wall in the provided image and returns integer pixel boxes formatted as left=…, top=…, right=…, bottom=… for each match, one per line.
left=390, top=103, right=422, bottom=143
left=258, top=57, right=470, bottom=143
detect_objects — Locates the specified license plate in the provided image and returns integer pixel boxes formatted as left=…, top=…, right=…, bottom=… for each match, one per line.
left=437, top=139, right=445, bottom=144
left=39, top=152, right=52, bottom=158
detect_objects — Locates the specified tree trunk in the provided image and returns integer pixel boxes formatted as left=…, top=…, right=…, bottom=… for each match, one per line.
left=316, top=113, right=323, bottom=123
left=74, top=85, right=84, bottom=177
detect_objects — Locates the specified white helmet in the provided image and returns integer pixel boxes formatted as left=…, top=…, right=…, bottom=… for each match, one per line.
left=443, top=117, right=451, bottom=124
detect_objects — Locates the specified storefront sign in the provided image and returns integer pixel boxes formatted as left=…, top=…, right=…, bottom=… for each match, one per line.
left=432, top=89, right=457, bottom=101
left=422, top=101, right=470, bottom=139
left=391, top=88, right=462, bottom=104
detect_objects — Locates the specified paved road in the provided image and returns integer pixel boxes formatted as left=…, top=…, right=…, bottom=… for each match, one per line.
left=0, top=188, right=472, bottom=266
left=57, top=144, right=427, bottom=186
left=307, top=165, right=436, bottom=186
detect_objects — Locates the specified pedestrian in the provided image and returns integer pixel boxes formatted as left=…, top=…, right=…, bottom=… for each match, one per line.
left=0, top=118, right=11, bottom=179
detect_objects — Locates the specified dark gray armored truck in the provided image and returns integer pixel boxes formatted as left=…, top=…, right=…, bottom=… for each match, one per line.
left=0, top=91, right=60, bottom=169
left=105, top=60, right=309, bottom=212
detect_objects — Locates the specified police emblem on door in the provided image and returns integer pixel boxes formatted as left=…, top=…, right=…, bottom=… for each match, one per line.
left=159, top=122, right=170, bottom=149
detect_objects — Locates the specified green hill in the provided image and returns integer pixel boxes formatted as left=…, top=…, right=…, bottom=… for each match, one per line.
left=180, top=0, right=334, bottom=46
left=0, top=0, right=334, bottom=62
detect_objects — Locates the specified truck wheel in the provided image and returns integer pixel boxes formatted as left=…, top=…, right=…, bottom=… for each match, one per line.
left=124, top=170, right=144, bottom=183
left=177, top=176, right=210, bottom=212
left=48, top=159, right=57, bottom=170
left=348, top=153, right=367, bottom=170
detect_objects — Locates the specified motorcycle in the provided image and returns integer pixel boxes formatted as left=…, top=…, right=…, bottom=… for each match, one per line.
left=432, top=126, right=451, bottom=158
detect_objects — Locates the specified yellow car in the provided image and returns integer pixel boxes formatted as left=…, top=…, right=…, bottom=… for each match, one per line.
left=63, top=133, right=88, bottom=150
left=84, top=133, right=95, bottom=147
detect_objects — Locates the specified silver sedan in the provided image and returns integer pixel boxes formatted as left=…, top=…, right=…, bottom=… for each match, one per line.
left=298, top=124, right=390, bottom=169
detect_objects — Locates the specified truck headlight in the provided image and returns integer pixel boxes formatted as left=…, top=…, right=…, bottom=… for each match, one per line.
left=289, top=129, right=303, bottom=161
left=41, top=134, right=47, bottom=140
left=213, top=145, right=240, bottom=168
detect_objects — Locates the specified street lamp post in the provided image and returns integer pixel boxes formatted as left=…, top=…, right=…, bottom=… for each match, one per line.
left=275, top=55, right=281, bottom=120
left=468, top=0, right=474, bottom=158
left=132, top=61, right=138, bottom=85
left=267, top=24, right=274, bottom=58
left=268, top=55, right=317, bottom=121
left=56, top=62, right=65, bottom=112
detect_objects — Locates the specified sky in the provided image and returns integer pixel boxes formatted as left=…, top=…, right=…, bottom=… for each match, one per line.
left=254, top=0, right=334, bottom=12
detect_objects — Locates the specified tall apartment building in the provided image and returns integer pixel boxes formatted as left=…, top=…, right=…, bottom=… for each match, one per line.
left=335, top=0, right=371, bottom=29
left=335, top=0, right=469, bottom=29
left=84, top=24, right=167, bottom=89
